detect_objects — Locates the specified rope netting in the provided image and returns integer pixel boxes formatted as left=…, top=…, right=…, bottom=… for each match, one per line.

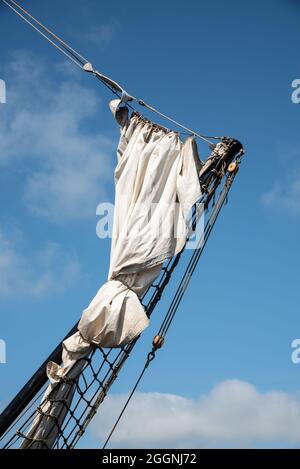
left=0, top=139, right=244, bottom=449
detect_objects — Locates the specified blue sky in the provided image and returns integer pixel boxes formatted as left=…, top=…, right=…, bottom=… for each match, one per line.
left=0, top=0, right=300, bottom=448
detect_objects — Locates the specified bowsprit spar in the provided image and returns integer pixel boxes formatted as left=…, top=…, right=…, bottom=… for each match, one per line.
left=0, top=0, right=245, bottom=449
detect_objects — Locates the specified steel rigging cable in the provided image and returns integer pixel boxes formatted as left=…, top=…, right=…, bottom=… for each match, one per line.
left=1, top=0, right=221, bottom=144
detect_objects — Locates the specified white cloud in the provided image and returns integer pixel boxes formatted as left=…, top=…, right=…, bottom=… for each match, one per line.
left=85, top=21, right=119, bottom=46
left=261, top=148, right=300, bottom=214
left=262, top=175, right=300, bottom=214
left=0, top=51, right=114, bottom=222
left=0, top=228, right=80, bottom=299
left=90, top=380, right=300, bottom=448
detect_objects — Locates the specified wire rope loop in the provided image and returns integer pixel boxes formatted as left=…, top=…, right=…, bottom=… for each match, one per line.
left=146, top=350, right=156, bottom=365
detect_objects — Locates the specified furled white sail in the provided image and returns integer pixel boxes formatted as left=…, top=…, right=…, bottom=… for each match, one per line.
left=21, top=100, right=202, bottom=448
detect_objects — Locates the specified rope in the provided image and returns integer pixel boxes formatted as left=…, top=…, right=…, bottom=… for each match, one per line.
left=0, top=0, right=244, bottom=449
left=158, top=176, right=234, bottom=337
left=7, top=0, right=89, bottom=64
left=138, top=100, right=216, bottom=145
left=2, top=0, right=221, bottom=144
left=100, top=158, right=241, bottom=449
left=1, top=0, right=85, bottom=69
left=0, top=385, right=47, bottom=444
left=0, top=146, right=243, bottom=449
left=102, top=350, right=156, bottom=449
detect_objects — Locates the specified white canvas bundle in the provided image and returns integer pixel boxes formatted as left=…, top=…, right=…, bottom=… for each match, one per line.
left=21, top=100, right=202, bottom=448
